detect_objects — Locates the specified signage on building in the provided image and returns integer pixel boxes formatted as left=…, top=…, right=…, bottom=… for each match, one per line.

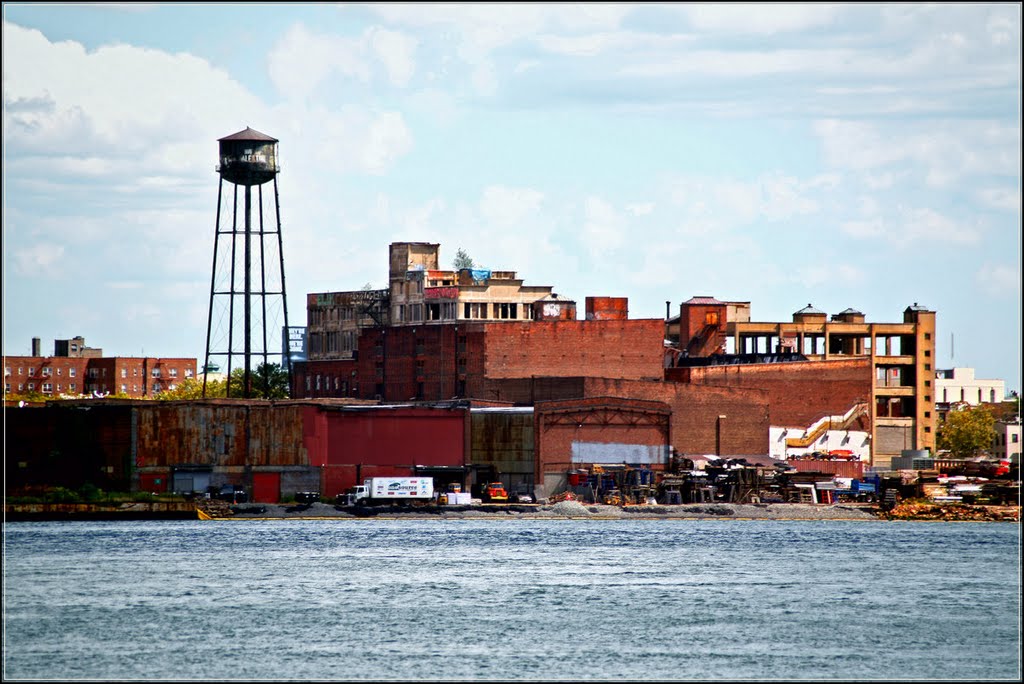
left=282, top=326, right=307, bottom=370
left=425, top=286, right=459, bottom=300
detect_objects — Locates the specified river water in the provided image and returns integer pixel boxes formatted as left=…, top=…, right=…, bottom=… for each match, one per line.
left=3, top=519, right=1020, bottom=681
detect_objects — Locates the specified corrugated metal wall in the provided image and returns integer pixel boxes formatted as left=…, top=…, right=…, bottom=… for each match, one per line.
left=470, top=409, right=535, bottom=486
left=134, top=402, right=310, bottom=468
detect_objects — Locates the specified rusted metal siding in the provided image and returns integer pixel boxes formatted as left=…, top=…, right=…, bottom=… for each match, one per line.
left=470, top=409, right=535, bottom=482
left=787, top=459, right=865, bottom=479
left=134, top=401, right=311, bottom=468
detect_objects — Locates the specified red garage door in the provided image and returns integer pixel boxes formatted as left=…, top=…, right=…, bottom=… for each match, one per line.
left=252, top=472, right=281, bottom=503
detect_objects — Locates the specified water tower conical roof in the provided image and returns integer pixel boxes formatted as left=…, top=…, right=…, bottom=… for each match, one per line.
left=218, top=127, right=278, bottom=143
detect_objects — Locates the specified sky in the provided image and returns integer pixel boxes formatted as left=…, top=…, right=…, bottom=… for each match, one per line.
left=2, top=3, right=1021, bottom=394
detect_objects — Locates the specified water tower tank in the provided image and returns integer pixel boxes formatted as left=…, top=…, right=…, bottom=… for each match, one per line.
left=217, top=127, right=279, bottom=186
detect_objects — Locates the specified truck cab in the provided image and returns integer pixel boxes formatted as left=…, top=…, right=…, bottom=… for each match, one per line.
left=484, top=482, right=508, bottom=502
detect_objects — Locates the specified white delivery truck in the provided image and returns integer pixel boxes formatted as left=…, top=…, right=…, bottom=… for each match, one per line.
left=345, top=477, right=434, bottom=506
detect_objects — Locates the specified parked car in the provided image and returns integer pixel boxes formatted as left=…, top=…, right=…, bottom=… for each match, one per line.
left=512, top=485, right=536, bottom=503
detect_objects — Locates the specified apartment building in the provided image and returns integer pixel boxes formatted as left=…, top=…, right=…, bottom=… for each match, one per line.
left=4, top=337, right=196, bottom=399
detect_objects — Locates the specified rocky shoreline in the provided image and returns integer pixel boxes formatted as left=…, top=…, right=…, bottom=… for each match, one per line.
left=203, top=499, right=1020, bottom=522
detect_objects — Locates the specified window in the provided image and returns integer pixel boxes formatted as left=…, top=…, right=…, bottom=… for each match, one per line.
left=57, top=384, right=62, bottom=392
left=152, top=369, right=161, bottom=378
left=57, top=368, right=62, bottom=376
left=924, top=380, right=930, bottom=387
left=925, top=411, right=930, bottom=418
left=170, top=368, right=178, bottom=377
left=185, top=369, right=193, bottom=378
left=153, top=382, right=161, bottom=392
left=1013, top=434, right=1019, bottom=444
left=121, top=384, right=127, bottom=394
left=42, top=367, right=51, bottom=376
left=18, top=383, right=24, bottom=391
left=133, top=368, right=138, bottom=377
left=924, top=364, right=930, bottom=371
left=4, top=383, right=9, bottom=393
left=924, top=350, right=930, bottom=357
left=28, top=382, right=35, bottom=391
left=924, top=333, right=931, bottom=340
left=4, top=367, right=9, bottom=376
left=924, top=427, right=931, bottom=433
left=69, top=368, right=76, bottom=377
left=121, top=369, right=127, bottom=378
left=42, top=383, right=52, bottom=393
left=132, top=385, right=137, bottom=393
left=18, top=367, right=23, bottom=375
left=69, top=383, right=76, bottom=392
left=28, top=368, right=35, bottom=376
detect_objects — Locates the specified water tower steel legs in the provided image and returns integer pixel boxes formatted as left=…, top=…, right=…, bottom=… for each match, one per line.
left=273, top=177, right=292, bottom=391
left=202, top=176, right=289, bottom=399
left=202, top=178, right=223, bottom=399
left=244, top=183, right=252, bottom=398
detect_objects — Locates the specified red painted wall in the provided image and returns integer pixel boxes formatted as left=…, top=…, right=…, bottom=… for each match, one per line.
left=313, top=406, right=468, bottom=496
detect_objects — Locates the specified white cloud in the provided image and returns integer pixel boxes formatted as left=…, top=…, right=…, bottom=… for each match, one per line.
left=665, top=173, right=824, bottom=231
left=977, top=187, right=1021, bottom=213
left=479, top=185, right=545, bottom=226
left=841, top=206, right=981, bottom=247
left=13, top=244, right=65, bottom=277
left=976, top=263, right=1021, bottom=295
left=814, top=118, right=1022, bottom=188
left=581, top=196, right=624, bottom=257
left=683, top=4, right=842, bottom=34
left=368, top=27, right=418, bottom=87
left=626, top=203, right=654, bottom=217
left=267, top=22, right=418, bottom=99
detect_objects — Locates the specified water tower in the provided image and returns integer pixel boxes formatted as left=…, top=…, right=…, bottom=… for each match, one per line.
left=202, top=127, right=291, bottom=398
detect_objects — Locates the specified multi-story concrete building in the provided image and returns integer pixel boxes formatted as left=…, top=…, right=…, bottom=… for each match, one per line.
left=934, top=367, right=1006, bottom=406
left=4, top=337, right=196, bottom=399
left=670, top=298, right=937, bottom=468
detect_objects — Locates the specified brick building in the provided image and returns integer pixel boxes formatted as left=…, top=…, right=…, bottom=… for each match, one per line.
left=669, top=298, right=937, bottom=468
left=5, top=337, right=196, bottom=399
left=293, top=317, right=667, bottom=402
left=305, top=242, right=577, bottom=363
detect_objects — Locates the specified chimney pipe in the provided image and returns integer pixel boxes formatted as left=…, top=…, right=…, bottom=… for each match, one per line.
left=666, top=301, right=671, bottom=320
left=31, top=337, right=41, bottom=357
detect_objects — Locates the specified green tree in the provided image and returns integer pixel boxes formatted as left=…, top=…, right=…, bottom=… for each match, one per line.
left=225, top=362, right=290, bottom=399
left=937, top=403, right=996, bottom=459
left=156, top=376, right=226, bottom=400
left=453, top=248, right=474, bottom=270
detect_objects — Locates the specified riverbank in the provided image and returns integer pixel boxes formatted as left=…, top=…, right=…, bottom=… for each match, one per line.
left=199, top=499, right=1017, bottom=522
left=7, top=499, right=1018, bottom=522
